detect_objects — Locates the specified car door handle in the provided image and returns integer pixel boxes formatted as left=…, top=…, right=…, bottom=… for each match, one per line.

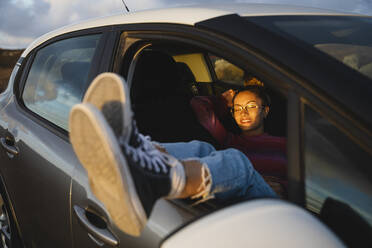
left=73, top=205, right=118, bottom=247
left=0, top=137, right=19, bottom=156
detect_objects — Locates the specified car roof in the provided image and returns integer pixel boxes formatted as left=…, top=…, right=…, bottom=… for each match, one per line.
left=21, top=3, right=366, bottom=57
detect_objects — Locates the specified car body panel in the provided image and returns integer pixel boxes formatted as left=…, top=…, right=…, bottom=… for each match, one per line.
left=0, top=95, right=74, bottom=247
left=161, top=199, right=346, bottom=248
left=70, top=156, right=196, bottom=247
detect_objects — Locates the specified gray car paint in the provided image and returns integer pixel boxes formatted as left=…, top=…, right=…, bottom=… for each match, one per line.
left=0, top=88, right=73, bottom=247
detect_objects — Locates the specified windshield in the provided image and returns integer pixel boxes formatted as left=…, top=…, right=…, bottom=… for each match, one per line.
left=247, top=16, right=372, bottom=80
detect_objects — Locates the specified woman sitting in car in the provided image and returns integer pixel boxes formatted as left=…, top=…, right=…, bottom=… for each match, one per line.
left=190, top=81, right=287, bottom=197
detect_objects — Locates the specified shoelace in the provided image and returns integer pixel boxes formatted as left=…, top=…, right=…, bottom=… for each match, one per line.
left=136, top=133, right=154, bottom=152
left=130, top=122, right=155, bottom=152
left=119, top=135, right=169, bottom=174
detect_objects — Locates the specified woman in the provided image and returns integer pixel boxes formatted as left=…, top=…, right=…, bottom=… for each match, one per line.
left=191, top=85, right=287, bottom=195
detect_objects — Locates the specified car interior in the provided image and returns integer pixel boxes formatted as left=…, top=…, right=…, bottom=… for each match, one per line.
left=128, top=49, right=220, bottom=147
left=120, top=41, right=287, bottom=144
left=114, top=40, right=288, bottom=210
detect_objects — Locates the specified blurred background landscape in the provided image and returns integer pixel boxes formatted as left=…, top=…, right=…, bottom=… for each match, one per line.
left=0, top=49, right=24, bottom=93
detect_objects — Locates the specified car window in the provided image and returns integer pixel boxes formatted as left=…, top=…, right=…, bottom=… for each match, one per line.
left=248, top=16, right=372, bottom=80
left=173, top=53, right=212, bottom=82
left=315, top=44, right=372, bottom=79
left=22, top=34, right=101, bottom=130
left=208, top=54, right=245, bottom=86
left=304, top=106, right=372, bottom=226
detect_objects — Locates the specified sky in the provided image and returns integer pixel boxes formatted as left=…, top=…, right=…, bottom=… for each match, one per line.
left=0, top=0, right=371, bottom=49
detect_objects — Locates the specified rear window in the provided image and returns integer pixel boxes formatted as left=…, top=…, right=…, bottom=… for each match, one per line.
left=22, top=34, right=101, bottom=130
left=247, top=16, right=372, bottom=80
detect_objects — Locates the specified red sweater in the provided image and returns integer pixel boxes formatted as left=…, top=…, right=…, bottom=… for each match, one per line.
left=191, top=96, right=287, bottom=181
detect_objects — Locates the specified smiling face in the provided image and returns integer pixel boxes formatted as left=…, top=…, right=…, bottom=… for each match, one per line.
left=232, top=90, right=269, bottom=136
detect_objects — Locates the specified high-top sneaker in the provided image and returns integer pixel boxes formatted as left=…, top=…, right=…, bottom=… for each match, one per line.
left=83, top=72, right=131, bottom=140
left=70, top=91, right=185, bottom=237
left=83, top=72, right=155, bottom=150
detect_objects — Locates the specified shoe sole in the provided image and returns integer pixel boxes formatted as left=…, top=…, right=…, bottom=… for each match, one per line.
left=69, top=103, right=146, bottom=236
left=83, top=72, right=132, bottom=140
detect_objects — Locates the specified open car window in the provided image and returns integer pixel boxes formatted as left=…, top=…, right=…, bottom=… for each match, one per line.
left=115, top=37, right=289, bottom=210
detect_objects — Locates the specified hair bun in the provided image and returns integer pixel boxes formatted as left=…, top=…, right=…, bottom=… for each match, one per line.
left=244, top=76, right=264, bottom=87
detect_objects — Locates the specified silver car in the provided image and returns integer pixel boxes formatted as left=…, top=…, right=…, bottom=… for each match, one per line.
left=0, top=4, right=371, bottom=248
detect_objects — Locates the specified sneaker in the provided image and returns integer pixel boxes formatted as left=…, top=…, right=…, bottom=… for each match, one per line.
left=83, top=72, right=131, bottom=140
left=83, top=72, right=153, bottom=149
left=69, top=103, right=185, bottom=237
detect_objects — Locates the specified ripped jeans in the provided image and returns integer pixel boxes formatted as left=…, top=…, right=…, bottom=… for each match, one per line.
left=160, top=140, right=277, bottom=201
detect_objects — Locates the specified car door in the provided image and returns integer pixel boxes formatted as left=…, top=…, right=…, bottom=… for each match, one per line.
left=301, top=103, right=372, bottom=247
left=108, top=19, right=371, bottom=247
left=69, top=29, right=198, bottom=248
left=109, top=24, right=371, bottom=247
left=0, top=32, right=105, bottom=247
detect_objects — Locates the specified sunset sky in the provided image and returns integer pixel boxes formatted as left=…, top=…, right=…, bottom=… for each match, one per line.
left=1, top=0, right=371, bottom=49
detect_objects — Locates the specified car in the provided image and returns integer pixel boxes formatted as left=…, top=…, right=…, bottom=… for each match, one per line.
left=0, top=3, right=371, bottom=248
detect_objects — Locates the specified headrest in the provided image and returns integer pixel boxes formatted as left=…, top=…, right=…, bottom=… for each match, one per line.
left=176, top=62, right=196, bottom=82
left=176, top=62, right=198, bottom=97
left=130, top=50, right=180, bottom=102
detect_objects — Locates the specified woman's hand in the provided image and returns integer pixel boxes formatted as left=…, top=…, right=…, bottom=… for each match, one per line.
left=221, top=89, right=236, bottom=108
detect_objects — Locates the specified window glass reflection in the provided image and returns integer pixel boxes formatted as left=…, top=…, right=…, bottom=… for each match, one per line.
left=22, top=34, right=101, bottom=130
left=304, top=106, right=372, bottom=226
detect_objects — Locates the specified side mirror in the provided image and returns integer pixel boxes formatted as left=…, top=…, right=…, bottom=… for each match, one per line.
left=161, top=199, right=345, bottom=248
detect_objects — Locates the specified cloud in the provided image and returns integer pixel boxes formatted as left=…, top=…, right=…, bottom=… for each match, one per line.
left=354, top=0, right=372, bottom=14
left=0, top=0, right=51, bottom=37
left=0, top=0, right=54, bottom=48
left=0, top=31, right=34, bottom=49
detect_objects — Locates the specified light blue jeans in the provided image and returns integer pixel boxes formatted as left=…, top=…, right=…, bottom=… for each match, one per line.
left=161, top=140, right=277, bottom=201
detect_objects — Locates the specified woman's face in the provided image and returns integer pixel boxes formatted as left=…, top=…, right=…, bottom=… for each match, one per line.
left=232, top=91, right=268, bottom=133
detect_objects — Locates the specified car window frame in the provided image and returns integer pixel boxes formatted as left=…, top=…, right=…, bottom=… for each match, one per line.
left=108, top=23, right=305, bottom=206
left=109, top=23, right=291, bottom=91
left=300, top=90, right=372, bottom=157
left=14, top=27, right=111, bottom=141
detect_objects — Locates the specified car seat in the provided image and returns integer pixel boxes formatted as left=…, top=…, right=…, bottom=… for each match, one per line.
left=129, top=50, right=219, bottom=147
left=263, top=88, right=287, bottom=137
left=176, top=62, right=199, bottom=97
